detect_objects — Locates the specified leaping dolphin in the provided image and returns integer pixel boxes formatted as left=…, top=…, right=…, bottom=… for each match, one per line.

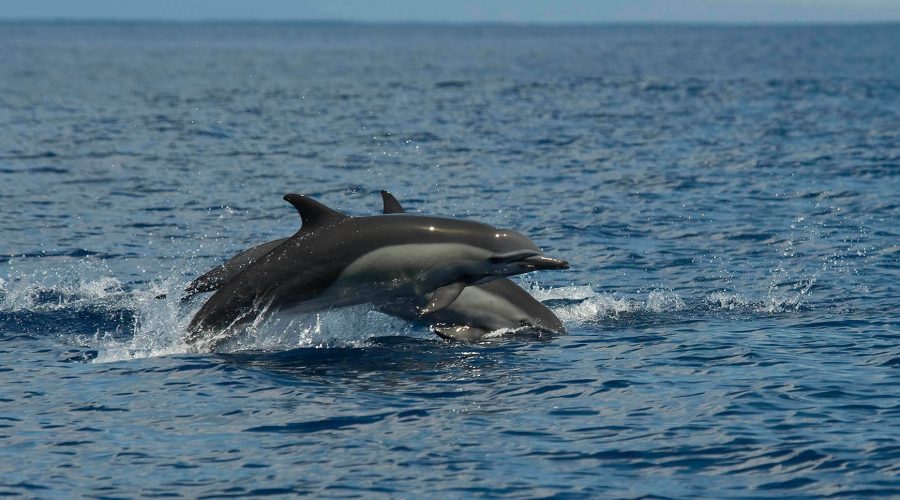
left=185, top=193, right=568, bottom=345
left=184, top=191, right=566, bottom=342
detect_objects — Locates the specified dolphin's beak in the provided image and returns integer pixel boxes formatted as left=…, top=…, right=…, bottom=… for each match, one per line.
left=519, top=255, right=569, bottom=270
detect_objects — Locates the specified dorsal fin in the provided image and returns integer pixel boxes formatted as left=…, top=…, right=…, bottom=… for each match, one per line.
left=380, top=190, right=406, bottom=214
left=283, top=194, right=348, bottom=229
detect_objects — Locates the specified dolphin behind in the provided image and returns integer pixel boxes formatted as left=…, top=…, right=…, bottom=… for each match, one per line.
left=377, top=191, right=565, bottom=341
left=387, top=278, right=565, bottom=341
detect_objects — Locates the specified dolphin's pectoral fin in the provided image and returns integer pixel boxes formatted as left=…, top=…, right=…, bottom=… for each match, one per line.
left=420, top=281, right=466, bottom=316
left=432, top=325, right=490, bottom=342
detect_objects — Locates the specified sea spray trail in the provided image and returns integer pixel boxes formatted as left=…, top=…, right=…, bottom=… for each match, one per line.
left=1, top=23, right=898, bottom=497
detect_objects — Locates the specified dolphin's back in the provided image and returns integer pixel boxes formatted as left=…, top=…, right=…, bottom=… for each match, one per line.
left=182, top=238, right=288, bottom=300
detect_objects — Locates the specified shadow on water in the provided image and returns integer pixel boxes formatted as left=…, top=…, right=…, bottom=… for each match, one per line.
left=217, top=335, right=557, bottom=380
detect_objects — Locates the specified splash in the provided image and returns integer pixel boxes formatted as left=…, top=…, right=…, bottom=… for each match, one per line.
left=89, top=278, right=195, bottom=363
left=1, top=254, right=829, bottom=363
left=1, top=260, right=128, bottom=313
left=92, top=288, right=429, bottom=363
left=531, top=281, right=816, bottom=326
left=0, top=258, right=430, bottom=362
left=208, top=306, right=425, bottom=352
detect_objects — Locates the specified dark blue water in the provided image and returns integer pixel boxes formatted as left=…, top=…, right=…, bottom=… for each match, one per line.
left=1, top=22, right=899, bottom=497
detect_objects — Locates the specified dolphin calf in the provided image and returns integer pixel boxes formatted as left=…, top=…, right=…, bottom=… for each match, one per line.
left=185, top=193, right=568, bottom=344
left=184, top=192, right=566, bottom=342
left=383, top=278, right=565, bottom=341
left=377, top=192, right=565, bottom=340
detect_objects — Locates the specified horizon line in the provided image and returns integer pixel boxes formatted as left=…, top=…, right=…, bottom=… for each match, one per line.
left=2, top=18, right=900, bottom=27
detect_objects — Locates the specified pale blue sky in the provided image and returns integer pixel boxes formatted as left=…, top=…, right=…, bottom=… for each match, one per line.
left=2, top=0, right=899, bottom=23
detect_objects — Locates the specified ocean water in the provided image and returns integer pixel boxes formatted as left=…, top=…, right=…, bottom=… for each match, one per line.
left=1, top=22, right=898, bottom=497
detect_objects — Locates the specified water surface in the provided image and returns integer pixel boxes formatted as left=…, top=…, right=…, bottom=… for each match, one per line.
left=1, top=22, right=899, bottom=497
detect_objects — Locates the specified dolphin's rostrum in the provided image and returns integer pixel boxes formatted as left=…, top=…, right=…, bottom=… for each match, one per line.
left=186, top=193, right=567, bottom=345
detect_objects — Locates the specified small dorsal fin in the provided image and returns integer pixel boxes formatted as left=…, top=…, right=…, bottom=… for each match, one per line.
left=380, top=190, right=406, bottom=214
left=283, top=194, right=348, bottom=228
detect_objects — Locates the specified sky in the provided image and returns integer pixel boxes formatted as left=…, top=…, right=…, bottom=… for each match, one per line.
left=2, top=0, right=899, bottom=24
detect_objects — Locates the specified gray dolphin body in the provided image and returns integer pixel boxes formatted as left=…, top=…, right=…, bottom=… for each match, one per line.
left=185, top=193, right=568, bottom=344
left=184, top=192, right=566, bottom=342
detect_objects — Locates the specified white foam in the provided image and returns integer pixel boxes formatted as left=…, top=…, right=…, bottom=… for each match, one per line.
left=705, top=292, right=750, bottom=311
left=550, top=293, right=641, bottom=323
left=646, top=290, right=687, bottom=312
left=757, top=288, right=813, bottom=314
left=522, top=283, right=690, bottom=324
left=87, top=277, right=195, bottom=362
left=91, top=290, right=430, bottom=363
left=704, top=275, right=816, bottom=314
left=527, top=284, right=597, bottom=302
left=208, top=305, right=426, bottom=353
left=0, top=264, right=127, bottom=313
left=92, top=277, right=632, bottom=359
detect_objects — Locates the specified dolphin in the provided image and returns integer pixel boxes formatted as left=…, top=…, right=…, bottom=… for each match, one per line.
left=384, top=278, right=565, bottom=341
left=183, top=192, right=566, bottom=342
left=376, top=192, right=565, bottom=340
left=185, top=193, right=568, bottom=344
